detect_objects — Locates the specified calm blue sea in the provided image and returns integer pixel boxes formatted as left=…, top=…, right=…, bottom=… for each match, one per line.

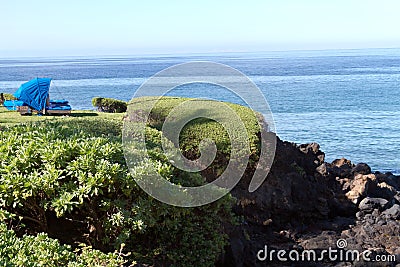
left=0, top=48, right=399, bottom=174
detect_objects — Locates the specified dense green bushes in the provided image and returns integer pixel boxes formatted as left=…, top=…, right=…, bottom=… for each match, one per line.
left=0, top=96, right=265, bottom=266
left=0, top=118, right=234, bottom=266
left=92, top=97, right=127, bottom=113
left=0, top=223, right=125, bottom=266
left=128, top=96, right=264, bottom=179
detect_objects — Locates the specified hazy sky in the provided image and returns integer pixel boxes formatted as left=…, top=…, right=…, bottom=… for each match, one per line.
left=1, top=0, right=399, bottom=57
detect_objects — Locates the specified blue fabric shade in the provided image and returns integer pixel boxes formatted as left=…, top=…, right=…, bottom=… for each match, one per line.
left=3, top=100, right=26, bottom=110
left=13, top=78, right=52, bottom=111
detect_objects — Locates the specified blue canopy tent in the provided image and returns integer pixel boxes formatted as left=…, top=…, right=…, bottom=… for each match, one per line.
left=13, top=78, right=52, bottom=112
left=2, top=77, right=72, bottom=115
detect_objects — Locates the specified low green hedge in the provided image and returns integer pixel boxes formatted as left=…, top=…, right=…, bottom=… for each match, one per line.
left=92, top=97, right=127, bottom=113
left=128, top=96, right=264, bottom=179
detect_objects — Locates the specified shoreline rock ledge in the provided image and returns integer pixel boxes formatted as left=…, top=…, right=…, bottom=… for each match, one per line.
left=221, top=138, right=400, bottom=267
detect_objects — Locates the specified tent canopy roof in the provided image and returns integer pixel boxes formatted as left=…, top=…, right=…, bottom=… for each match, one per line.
left=13, top=78, right=52, bottom=111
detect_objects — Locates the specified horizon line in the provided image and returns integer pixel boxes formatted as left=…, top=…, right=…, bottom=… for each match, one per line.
left=1, top=46, right=400, bottom=60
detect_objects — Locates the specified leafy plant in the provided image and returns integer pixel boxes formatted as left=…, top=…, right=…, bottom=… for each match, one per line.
left=0, top=118, right=234, bottom=266
left=0, top=223, right=126, bottom=266
left=92, top=97, right=127, bottom=113
left=128, top=96, right=265, bottom=180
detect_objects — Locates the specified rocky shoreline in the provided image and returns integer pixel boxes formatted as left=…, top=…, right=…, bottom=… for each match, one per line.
left=220, top=136, right=400, bottom=267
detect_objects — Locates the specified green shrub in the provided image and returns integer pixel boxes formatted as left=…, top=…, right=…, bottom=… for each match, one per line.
left=91, top=97, right=103, bottom=108
left=92, top=97, right=127, bottom=113
left=128, top=96, right=264, bottom=179
left=46, top=117, right=123, bottom=138
left=0, top=118, right=234, bottom=266
left=0, top=223, right=126, bottom=266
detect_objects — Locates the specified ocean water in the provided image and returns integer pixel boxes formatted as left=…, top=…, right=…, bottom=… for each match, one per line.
left=0, top=48, right=399, bottom=174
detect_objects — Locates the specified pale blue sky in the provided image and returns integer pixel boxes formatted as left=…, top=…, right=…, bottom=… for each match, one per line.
left=1, top=0, right=399, bottom=57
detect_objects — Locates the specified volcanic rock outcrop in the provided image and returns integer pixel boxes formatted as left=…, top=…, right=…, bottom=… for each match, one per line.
left=222, top=136, right=400, bottom=267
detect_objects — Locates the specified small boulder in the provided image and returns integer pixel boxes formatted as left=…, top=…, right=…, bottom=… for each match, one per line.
left=331, top=158, right=353, bottom=178
left=299, top=142, right=320, bottom=155
left=345, top=174, right=377, bottom=204
left=358, top=197, right=388, bottom=212
left=316, top=163, right=327, bottom=175
left=381, top=204, right=400, bottom=220
left=375, top=182, right=397, bottom=200
left=385, top=175, right=400, bottom=190
left=332, top=158, right=353, bottom=168
left=352, top=163, right=371, bottom=175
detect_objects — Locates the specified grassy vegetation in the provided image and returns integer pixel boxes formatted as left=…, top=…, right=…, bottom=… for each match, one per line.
left=0, top=106, right=123, bottom=126
left=128, top=96, right=264, bottom=179
left=128, top=96, right=262, bottom=149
